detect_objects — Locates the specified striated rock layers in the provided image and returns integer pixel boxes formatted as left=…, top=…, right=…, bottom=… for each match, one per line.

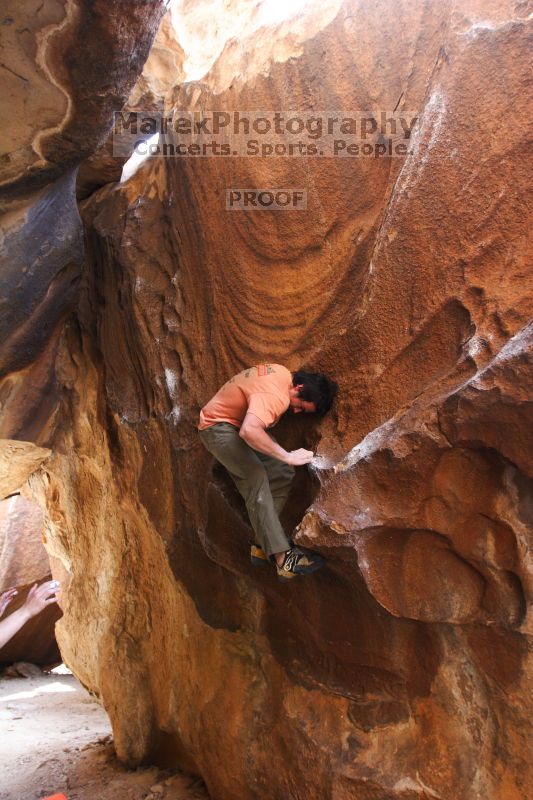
left=0, top=0, right=167, bottom=661
left=1, top=0, right=532, bottom=798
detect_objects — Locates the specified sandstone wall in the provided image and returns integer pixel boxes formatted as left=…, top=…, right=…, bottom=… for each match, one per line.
left=0, top=0, right=167, bottom=661
left=0, top=1, right=531, bottom=798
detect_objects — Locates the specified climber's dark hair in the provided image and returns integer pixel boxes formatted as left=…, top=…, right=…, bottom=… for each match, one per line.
left=292, top=370, right=338, bottom=416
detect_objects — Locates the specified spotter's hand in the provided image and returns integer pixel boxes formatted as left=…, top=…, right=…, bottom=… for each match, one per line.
left=22, top=580, right=60, bottom=619
left=0, top=588, right=17, bottom=617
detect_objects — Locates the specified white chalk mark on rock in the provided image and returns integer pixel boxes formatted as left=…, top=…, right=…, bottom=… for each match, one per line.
left=164, top=367, right=181, bottom=423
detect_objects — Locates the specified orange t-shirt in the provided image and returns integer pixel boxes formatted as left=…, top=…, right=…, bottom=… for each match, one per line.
left=198, top=364, right=292, bottom=430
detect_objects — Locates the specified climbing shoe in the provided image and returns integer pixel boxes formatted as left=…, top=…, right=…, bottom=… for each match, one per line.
left=250, top=543, right=269, bottom=566
left=276, top=547, right=325, bottom=583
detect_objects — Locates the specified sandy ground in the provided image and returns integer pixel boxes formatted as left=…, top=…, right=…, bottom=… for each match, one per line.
left=0, top=667, right=209, bottom=800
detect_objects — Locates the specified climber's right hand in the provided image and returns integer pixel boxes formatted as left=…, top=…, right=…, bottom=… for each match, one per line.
left=284, top=448, right=314, bottom=466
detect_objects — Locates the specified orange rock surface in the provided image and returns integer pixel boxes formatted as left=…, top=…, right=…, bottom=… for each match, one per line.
left=0, top=1, right=532, bottom=798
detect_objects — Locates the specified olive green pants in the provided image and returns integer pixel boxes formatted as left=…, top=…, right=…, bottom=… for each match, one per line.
left=199, top=422, right=294, bottom=557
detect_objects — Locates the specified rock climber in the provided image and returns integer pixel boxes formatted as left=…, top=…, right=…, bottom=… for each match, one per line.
left=198, top=364, right=337, bottom=581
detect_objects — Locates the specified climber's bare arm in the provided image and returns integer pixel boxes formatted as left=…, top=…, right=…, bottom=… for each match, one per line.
left=239, top=413, right=314, bottom=465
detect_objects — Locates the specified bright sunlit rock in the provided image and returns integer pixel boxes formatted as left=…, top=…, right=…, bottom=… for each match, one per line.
left=120, top=133, right=160, bottom=183
left=170, top=0, right=321, bottom=81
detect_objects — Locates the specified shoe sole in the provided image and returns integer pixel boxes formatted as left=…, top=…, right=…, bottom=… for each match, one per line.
left=252, top=546, right=324, bottom=577
left=277, top=572, right=299, bottom=583
left=293, top=557, right=325, bottom=575
left=277, top=558, right=326, bottom=582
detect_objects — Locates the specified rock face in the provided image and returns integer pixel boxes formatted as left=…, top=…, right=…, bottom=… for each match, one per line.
left=1, top=1, right=532, bottom=799
left=0, top=0, right=168, bottom=206
left=0, top=0, right=166, bottom=664
left=0, top=440, right=50, bottom=498
left=0, top=0, right=167, bottom=435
